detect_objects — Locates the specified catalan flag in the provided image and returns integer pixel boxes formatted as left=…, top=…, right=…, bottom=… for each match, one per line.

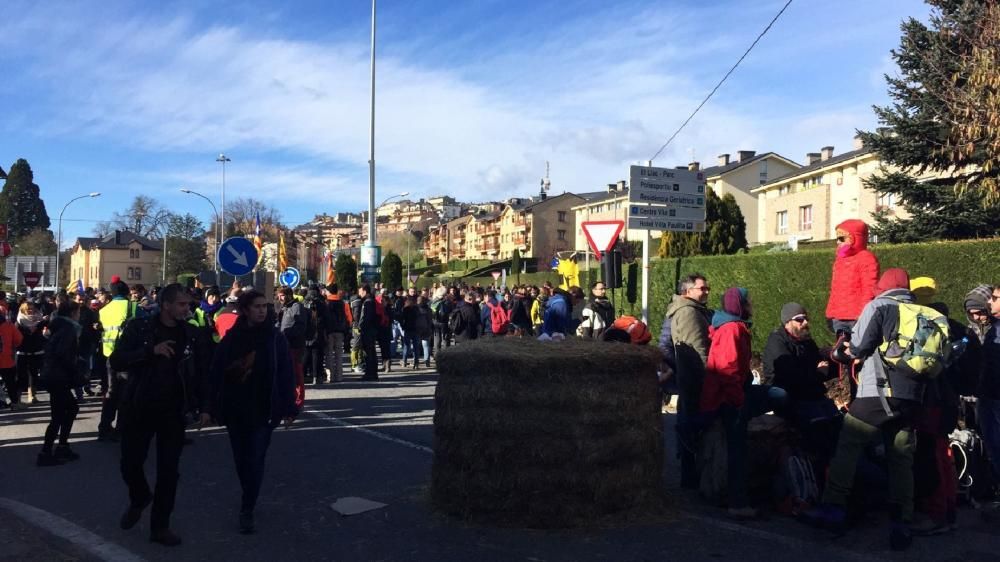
left=253, top=211, right=263, bottom=267
left=278, top=231, right=288, bottom=272
left=66, top=278, right=84, bottom=295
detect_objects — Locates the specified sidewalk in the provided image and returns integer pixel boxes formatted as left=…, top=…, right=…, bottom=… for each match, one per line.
left=0, top=509, right=102, bottom=562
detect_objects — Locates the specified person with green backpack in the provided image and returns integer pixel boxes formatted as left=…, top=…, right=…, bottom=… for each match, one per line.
left=801, top=268, right=950, bottom=551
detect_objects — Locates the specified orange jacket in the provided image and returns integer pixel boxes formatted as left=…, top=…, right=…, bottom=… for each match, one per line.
left=0, top=321, right=24, bottom=369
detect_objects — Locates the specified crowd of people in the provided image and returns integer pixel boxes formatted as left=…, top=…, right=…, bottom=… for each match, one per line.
left=660, top=219, right=1000, bottom=551
left=1, top=218, right=997, bottom=551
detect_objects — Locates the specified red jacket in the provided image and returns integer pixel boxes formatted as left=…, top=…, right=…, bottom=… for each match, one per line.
left=825, top=219, right=879, bottom=321
left=0, top=321, right=23, bottom=369
left=700, top=320, right=751, bottom=412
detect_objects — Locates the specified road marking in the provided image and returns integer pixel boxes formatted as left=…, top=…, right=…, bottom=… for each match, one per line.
left=0, top=497, right=144, bottom=562
left=303, top=407, right=434, bottom=455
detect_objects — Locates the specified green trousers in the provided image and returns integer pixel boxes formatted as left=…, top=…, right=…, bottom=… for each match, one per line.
left=822, top=413, right=917, bottom=521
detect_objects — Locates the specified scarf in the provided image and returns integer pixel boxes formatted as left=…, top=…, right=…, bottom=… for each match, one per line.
left=200, top=299, right=223, bottom=316
left=17, top=312, right=43, bottom=329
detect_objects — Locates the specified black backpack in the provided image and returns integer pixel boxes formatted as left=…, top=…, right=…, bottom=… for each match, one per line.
left=327, top=300, right=349, bottom=334
left=434, top=299, right=452, bottom=325
left=448, top=307, right=465, bottom=334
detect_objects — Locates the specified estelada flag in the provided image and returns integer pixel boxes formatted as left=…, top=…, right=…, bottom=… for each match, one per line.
left=278, top=232, right=288, bottom=272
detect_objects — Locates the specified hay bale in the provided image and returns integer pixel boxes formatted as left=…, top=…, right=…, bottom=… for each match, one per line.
left=432, top=337, right=664, bottom=528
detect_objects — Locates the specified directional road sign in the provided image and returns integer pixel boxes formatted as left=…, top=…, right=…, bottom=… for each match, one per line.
left=279, top=267, right=301, bottom=288
left=218, top=237, right=259, bottom=277
left=628, top=165, right=706, bottom=202
left=580, top=220, right=625, bottom=257
left=630, top=204, right=706, bottom=221
left=627, top=217, right=706, bottom=233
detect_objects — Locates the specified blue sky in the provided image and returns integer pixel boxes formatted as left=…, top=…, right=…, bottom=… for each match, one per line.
left=0, top=0, right=928, bottom=247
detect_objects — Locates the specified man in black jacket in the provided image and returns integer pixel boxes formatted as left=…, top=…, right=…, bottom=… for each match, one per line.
left=453, top=291, right=482, bottom=344
left=111, top=284, right=209, bottom=547
left=763, top=302, right=837, bottom=426
left=357, top=284, right=380, bottom=381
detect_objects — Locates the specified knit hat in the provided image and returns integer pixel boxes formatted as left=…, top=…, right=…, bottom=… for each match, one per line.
left=909, top=276, right=937, bottom=305
left=721, top=287, right=750, bottom=320
left=110, top=275, right=121, bottom=284
left=877, top=268, right=910, bottom=293
left=780, top=302, right=807, bottom=324
left=964, top=284, right=992, bottom=312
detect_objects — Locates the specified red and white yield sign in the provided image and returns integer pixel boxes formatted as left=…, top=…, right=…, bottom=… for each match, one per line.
left=581, top=220, right=624, bottom=256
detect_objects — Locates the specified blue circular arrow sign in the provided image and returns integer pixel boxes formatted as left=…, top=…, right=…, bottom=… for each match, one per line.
left=218, top=237, right=259, bottom=277
left=279, top=267, right=301, bottom=289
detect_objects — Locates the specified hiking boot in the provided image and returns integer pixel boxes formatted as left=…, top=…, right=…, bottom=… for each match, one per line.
left=149, top=528, right=182, bottom=547
left=798, top=503, right=846, bottom=535
left=120, top=498, right=152, bottom=530
left=909, top=514, right=950, bottom=536
left=726, top=507, right=758, bottom=520
left=98, top=429, right=121, bottom=443
left=239, top=511, right=255, bottom=534
left=53, top=445, right=80, bottom=462
left=889, top=522, right=912, bottom=551
left=36, top=452, right=65, bottom=467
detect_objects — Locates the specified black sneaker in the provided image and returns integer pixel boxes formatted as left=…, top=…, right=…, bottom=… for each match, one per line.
left=890, top=522, right=913, bottom=551
left=150, top=528, right=182, bottom=547
left=36, top=452, right=65, bottom=467
left=120, top=498, right=152, bottom=530
left=53, top=446, right=80, bottom=462
left=97, top=429, right=121, bottom=443
left=239, top=511, right=255, bottom=534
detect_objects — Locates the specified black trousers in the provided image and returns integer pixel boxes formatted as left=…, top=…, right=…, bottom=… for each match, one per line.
left=227, top=423, right=274, bottom=513
left=119, top=409, right=185, bottom=531
left=432, top=326, right=451, bottom=357
left=16, top=354, right=42, bottom=395
left=362, top=335, right=379, bottom=378
left=304, top=340, right=326, bottom=381
left=43, top=385, right=79, bottom=451
left=376, top=328, right=392, bottom=366
left=1, top=367, right=18, bottom=404
left=99, top=368, right=125, bottom=432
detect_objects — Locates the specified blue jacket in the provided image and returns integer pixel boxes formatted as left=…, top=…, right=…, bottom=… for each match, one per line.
left=851, top=288, right=924, bottom=404
left=542, top=293, right=569, bottom=336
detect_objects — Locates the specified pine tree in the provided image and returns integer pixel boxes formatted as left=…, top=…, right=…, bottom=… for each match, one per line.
left=381, top=251, right=403, bottom=290
left=862, top=0, right=1000, bottom=241
left=0, top=159, right=52, bottom=241
left=657, top=190, right=747, bottom=257
left=335, top=253, right=358, bottom=294
left=511, top=248, right=521, bottom=285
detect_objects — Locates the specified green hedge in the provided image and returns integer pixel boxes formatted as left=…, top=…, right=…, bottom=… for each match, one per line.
left=647, top=238, right=1000, bottom=353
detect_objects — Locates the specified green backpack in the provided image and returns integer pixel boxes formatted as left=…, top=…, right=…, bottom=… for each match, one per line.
left=879, top=300, right=950, bottom=380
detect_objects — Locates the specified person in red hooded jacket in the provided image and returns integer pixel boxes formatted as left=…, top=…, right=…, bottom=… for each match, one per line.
left=825, top=219, right=879, bottom=336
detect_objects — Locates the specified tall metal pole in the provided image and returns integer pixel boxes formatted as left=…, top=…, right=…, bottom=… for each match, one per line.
left=181, top=188, right=220, bottom=280
left=56, top=192, right=100, bottom=291
left=367, top=0, right=377, bottom=247
left=162, top=235, right=168, bottom=284
left=217, top=153, right=231, bottom=246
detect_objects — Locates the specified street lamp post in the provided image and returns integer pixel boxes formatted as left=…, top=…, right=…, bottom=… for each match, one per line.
left=216, top=153, right=230, bottom=242
left=363, top=0, right=378, bottom=281
left=181, top=188, right=220, bottom=280
left=56, top=192, right=101, bottom=290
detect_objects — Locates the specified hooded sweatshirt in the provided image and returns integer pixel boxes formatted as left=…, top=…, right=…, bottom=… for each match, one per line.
left=825, top=219, right=880, bottom=321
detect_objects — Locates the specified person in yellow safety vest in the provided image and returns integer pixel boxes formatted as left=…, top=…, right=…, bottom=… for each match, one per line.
left=97, top=281, right=142, bottom=442
left=189, top=288, right=223, bottom=344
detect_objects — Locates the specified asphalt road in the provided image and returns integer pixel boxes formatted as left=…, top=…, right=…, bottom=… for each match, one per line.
left=2, top=365, right=1000, bottom=562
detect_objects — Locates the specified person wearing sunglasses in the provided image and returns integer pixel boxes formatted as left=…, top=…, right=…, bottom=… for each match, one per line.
left=825, top=220, right=880, bottom=338
left=764, top=303, right=838, bottom=424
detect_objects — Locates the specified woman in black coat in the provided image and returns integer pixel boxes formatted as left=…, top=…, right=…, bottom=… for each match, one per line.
left=206, top=290, right=298, bottom=535
left=37, top=302, right=82, bottom=466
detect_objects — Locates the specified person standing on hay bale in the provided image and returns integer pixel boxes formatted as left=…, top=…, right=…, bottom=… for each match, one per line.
left=701, top=287, right=788, bottom=519
left=664, top=273, right=713, bottom=489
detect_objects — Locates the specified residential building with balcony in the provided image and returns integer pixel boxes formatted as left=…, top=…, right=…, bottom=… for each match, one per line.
left=496, top=192, right=590, bottom=268
left=696, top=150, right=800, bottom=245
left=572, top=181, right=635, bottom=256
left=753, top=139, right=922, bottom=244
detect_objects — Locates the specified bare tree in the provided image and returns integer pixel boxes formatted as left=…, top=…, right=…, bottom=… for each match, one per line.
left=223, top=197, right=284, bottom=241
left=92, top=221, right=115, bottom=237
left=108, top=196, right=172, bottom=238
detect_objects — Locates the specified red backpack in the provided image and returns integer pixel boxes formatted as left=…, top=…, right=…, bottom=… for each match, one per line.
left=488, top=302, right=510, bottom=335
left=374, top=297, right=390, bottom=328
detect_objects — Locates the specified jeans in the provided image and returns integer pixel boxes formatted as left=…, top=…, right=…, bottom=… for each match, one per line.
left=227, top=423, right=274, bottom=513
left=43, top=385, right=79, bottom=452
left=421, top=339, right=431, bottom=365
left=978, top=398, right=1000, bottom=480
left=119, top=409, right=185, bottom=531
left=402, top=334, right=420, bottom=364
left=823, top=412, right=917, bottom=521
left=717, top=385, right=788, bottom=508
left=325, top=332, right=345, bottom=381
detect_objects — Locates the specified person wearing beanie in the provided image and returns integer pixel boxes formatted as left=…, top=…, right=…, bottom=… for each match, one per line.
left=701, top=287, right=787, bottom=520
left=976, top=284, right=1000, bottom=505
left=964, top=284, right=993, bottom=343
left=764, top=303, right=837, bottom=430
left=825, top=219, right=880, bottom=336
left=802, top=268, right=921, bottom=550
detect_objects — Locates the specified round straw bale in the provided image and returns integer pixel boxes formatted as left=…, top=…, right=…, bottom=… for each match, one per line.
left=432, top=337, right=665, bottom=527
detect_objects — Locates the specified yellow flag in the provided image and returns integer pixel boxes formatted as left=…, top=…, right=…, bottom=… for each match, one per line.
left=278, top=232, right=288, bottom=271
